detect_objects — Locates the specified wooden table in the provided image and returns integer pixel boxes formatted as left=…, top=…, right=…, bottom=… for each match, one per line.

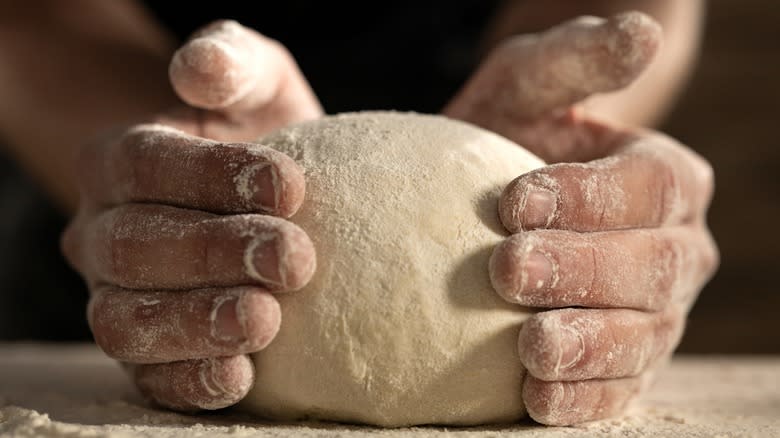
left=1, top=343, right=778, bottom=437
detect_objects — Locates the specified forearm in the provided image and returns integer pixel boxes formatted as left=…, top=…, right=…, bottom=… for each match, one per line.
left=484, top=0, right=705, bottom=127
left=0, top=0, right=177, bottom=212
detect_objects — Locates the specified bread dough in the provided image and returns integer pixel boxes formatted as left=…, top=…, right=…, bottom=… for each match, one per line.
left=240, top=112, right=543, bottom=427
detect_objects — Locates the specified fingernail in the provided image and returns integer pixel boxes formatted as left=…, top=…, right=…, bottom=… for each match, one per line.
left=245, top=234, right=284, bottom=288
left=170, top=38, right=247, bottom=109
left=235, top=162, right=279, bottom=213
left=523, top=251, right=554, bottom=293
left=212, top=296, right=246, bottom=342
left=558, top=326, right=584, bottom=372
left=522, top=186, right=557, bottom=229
left=252, top=164, right=278, bottom=212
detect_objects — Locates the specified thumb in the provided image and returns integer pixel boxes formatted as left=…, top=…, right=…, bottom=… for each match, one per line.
left=445, top=11, right=662, bottom=123
left=167, top=20, right=322, bottom=141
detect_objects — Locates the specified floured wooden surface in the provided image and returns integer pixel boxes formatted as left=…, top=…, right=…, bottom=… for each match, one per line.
left=0, top=343, right=778, bottom=437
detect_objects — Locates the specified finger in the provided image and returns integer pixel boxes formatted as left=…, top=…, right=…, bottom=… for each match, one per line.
left=81, top=204, right=316, bottom=291
left=445, top=11, right=661, bottom=123
left=168, top=20, right=322, bottom=140
left=79, top=125, right=305, bottom=216
left=523, top=374, right=649, bottom=426
left=517, top=308, right=684, bottom=382
left=498, top=132, right=715, bottom=233
left=489, top=226, right=718, bottom=311
left=90, top=286, right=280, bottom=363
left=130, top=355, right=254, bottom=411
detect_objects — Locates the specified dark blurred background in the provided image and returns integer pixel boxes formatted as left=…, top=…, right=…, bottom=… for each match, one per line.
left=0, top=1, right=778, bottom=353
left=665, top=0, right=780, bottom=353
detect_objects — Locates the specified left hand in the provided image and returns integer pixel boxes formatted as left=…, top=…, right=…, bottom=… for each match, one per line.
left=61, top=20, right=321, bottom=411
left=444, top=11, right=719, bottom=425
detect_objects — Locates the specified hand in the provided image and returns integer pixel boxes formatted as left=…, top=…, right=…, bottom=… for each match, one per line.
left=62, top=21, right=321, bottom=411
left=445, top=12, right=719, bottom=425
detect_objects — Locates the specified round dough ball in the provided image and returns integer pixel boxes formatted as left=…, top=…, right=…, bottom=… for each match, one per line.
left=240, top=112, right=544, bottom=427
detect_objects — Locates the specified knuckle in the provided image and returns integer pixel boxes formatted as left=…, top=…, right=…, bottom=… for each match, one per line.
left=653, top=135, right=715, bottom=219
left=101, top=209, right=133, bottom=283
left=113, top=128, right=151, bottom=198
left=702, top=232, right=721, bottom=277
left=193, top=221, right=219, bottom=281
left=534, top=163, right=604, bottom=231
left=634, top=135, right=684, bottom=224
left=694, top=156, right=715, bottom=198
left=684, top=149, right=716, bottom=206
left=653, top=308, right=684, bottom=354
left=490, top=36, right=528, bottom=84
left=653, top=158, right=682, bottom=225
left=650, top=235, right=682, bottom=309
left=119, top=124, right=156, bottom=153
left=585, top=244, right=601, bottom=301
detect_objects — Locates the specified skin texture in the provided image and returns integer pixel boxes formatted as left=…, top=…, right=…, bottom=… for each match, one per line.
left=480, top=0, right=705, bottom=128
left=61, top=21, right=322, bottom=410
left=444, top=11, right=717, bottom=425
left=0, top=0, right=715, bottom=426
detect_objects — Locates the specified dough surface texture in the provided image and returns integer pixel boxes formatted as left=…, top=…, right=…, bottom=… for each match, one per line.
left=242, top=112, right=544, bottom=427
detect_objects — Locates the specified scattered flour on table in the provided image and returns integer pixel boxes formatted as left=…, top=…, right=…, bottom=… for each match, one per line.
left=1, top=344, right=779, bottom=437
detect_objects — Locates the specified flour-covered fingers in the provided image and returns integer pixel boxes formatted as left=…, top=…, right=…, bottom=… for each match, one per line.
left=490, top=226, right=718, bottom=311
left=523, top=374, right=648, bottom=426
left=171, top=20, right=282, bottom=110
left=130, top=355, right=254, bottom=411
left=169, top=20, right=322, bottom=140
left=78, top=125, right=305, bottom=216
left=517, top=308, right=683, bottom=382
left=444, top=11, right=661, bottom=124
left=499, top=133, right=715, bottom=233
left=91, top=287, right=279, bottom=363
left=81, top=205, right=315, bottom=291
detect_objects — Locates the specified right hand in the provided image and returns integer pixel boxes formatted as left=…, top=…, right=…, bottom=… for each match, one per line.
left=446, top=12, right=717, bottom=425
left=62, top=20, right=321, bottom=411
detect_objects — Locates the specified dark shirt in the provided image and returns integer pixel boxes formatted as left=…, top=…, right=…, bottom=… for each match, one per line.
left=0, top=1, right=499, bottom=340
